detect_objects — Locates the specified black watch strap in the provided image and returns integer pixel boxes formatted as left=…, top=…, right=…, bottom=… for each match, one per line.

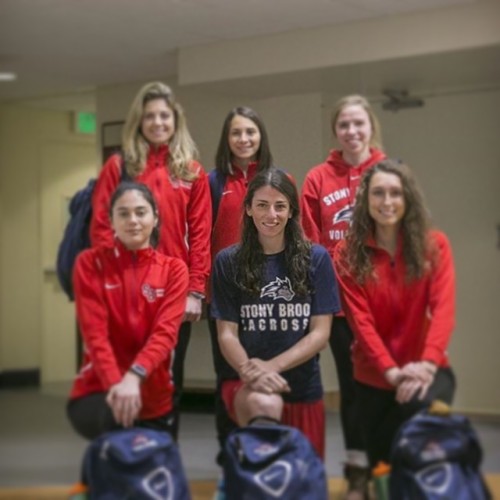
left=129, top=363, right=147, bottom=380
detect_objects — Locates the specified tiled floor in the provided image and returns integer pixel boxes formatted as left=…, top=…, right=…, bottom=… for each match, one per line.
left=0, top=387, right=499, bottom=488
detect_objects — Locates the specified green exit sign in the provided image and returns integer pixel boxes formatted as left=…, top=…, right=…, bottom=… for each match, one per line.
left=75, top=112, right=96, bottom=134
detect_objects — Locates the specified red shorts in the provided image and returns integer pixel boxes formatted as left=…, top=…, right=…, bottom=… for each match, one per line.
left=221, top=379, right=325, bottom=459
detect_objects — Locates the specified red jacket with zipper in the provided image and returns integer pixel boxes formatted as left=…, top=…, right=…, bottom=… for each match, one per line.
left=211, top=162, right=259, bottom=266
left=334, top=230, right=455, bottom=390
left=301, top=148, right=386, bottom=259
left=90, top=146, right=211, bottom=295
left=69, top=241, right=188, bottom=419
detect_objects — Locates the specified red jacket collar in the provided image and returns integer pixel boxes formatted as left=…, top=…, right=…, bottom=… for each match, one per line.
left=232, top=161, right=258, bottom=180
left=327, top=148, right=385, bottom=171
left=113, top=239, right=155, bottom=264
left=365, top=229, right=404, bottom=256
left=147, top=144, right=169, bottom=166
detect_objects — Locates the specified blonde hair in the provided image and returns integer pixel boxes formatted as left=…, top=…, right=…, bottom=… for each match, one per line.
left=121, top=81, right=199, bottom=181
left=331, top=94, right=383, bottom=150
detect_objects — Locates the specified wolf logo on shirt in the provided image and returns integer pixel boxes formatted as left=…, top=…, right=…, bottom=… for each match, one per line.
left=260, top=277, right=295, bottom=302
left=333, top=205, right=353, bottom=225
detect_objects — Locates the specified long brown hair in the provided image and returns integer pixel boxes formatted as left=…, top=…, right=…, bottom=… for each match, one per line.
left=343, top=159, right=432, bottom=283
left=215, top=106, right=273, bottom=175
left=236, top=168, right=311, bottom=296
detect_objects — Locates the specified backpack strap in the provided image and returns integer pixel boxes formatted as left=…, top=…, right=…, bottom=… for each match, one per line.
left=117, top=151, right=133, bottom=182
left=208, top=169, right=226, bottom=228
left=248, top=416, right=281, bottom=426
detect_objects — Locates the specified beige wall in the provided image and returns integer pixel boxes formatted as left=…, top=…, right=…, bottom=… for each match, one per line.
left=96, top=82, right=500, bottom=414
left=0, top=104, right=96, bottom=375
left=2, top=86, right=499, bottom=413
left=1, top=2, right=499, bottom=413
left=179, top=1, right=500, bottom=85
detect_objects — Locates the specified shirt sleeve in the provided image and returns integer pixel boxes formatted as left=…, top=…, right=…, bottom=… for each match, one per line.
left=301, top=172, right=322, bottom=244
left=210, top=249, right=241, bottom=324
left=73, top=250, right=122, bottom=389
left=186, top=163, right=212, bottom=294
left=90, top=155, right=122, bottom=248
left=133, top=258, right=189, bottom=374
left=310, top=245, right=341, bottom=315
left=333, top=243, right=397, bottom=374
left=422, top=232, right=456, bottom=363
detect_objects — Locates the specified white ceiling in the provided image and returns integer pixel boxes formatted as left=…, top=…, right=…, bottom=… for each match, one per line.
left=0, top=0, right=494, bottom=110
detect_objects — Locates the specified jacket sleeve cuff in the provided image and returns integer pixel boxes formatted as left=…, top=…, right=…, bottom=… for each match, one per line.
left=422, top=345, right=444, bottom=365
left=377, top=355, right=398, bottom=374
left=102, top=369, right=123, bottom=390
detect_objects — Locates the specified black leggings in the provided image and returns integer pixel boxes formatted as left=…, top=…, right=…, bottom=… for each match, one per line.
left=356, top=367, right=456, bottom=467
left=171, top=321, right=192, bottom=440
left=329, top=317, right=366, bottom=452
left=66, top=392, right=175, bottom=441
left=207, top=308, right=237, bottom=464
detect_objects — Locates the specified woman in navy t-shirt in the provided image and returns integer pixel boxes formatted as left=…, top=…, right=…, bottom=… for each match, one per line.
left=211, top=168, right=340, bottom=458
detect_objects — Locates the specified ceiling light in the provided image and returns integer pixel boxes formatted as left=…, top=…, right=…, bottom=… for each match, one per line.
left=0, top=72, right=17, bottom=82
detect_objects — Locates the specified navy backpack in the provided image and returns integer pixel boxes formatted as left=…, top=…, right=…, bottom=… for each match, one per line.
left=224, top=423, right=328, bottom=500
left=83, top=427, right=191, bottom=500
left=390, top=407, right=492, bottom=499
left=56, top=158, right=130, bottom=301
left=208, top=169, right=226, bottom=228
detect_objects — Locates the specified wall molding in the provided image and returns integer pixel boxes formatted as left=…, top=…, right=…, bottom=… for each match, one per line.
left=0, top=369, right=40, bottom=389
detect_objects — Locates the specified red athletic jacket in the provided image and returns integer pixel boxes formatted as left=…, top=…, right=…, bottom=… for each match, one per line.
left=90, top=146, right=211, bottom=295
left=69, top=241, right=189, bottom=419
left=211, top=162, right=258, bottom=266
left=301, top=148, right=386, bottom=259
left=334, top=230, right=455, bottom=390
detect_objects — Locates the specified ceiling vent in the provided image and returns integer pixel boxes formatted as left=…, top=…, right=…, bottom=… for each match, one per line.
left=382, top=89, right=424, bottom=112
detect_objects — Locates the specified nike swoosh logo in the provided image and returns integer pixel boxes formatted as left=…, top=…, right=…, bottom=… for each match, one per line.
left=263, top=470, right=283, bottom=482
left=222, top=190, right=233, bottom=195
left=104, top=283, right=121, bottom=290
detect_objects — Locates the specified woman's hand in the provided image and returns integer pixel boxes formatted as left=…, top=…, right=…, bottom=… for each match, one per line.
left=248, top=372, right=291, bottom=395
left=239, top=358, right=275, bottom=384
left=106, top=372, right=142, bottom=428
left=396, top=361, right=436, bottom=403
left=183, top=295, right=202, bottom=322
left=384, top=366, right=403, bottom=387
left=239, top=358, right=290, bottom=394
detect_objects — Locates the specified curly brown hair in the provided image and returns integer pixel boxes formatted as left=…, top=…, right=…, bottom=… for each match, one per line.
left=236, top=168, right=311, bottom=296
left=343, top=159, right=433, bottom=283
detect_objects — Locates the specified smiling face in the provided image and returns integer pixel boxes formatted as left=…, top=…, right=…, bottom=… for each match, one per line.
left=140, top=98, right=175, bottom=146
left=111, top=189, right=158, bottom=250
left=245, top=185, right=292, bottom=251
left=334, top=104, right=373, bottom=164
left=228, top=114, right=261, bottom=167
left=368, top=171, right=406, bottom=231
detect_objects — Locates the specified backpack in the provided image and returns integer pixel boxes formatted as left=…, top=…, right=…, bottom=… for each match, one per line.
left=389, top=408, right=492, bottom=500
left=82, top=427, right=191, bottom=500
left=223, top=423, right=328, bottom=500
left=56, top=157, right=129, bottom=300
left=208, top=169, right=226, bottom=228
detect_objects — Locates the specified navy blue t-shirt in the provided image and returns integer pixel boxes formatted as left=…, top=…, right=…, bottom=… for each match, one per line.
left=211, top=243, right=340, bottom=402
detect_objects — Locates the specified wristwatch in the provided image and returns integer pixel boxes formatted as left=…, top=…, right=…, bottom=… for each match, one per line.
left=129, top=363, right=147, bottom=380
left=189, top=291, right=205, bottom=300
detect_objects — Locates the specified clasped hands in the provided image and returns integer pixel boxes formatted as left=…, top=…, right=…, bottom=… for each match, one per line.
left=238, top=358, right=291, bottom=395
left=106, top=372, right=142, bottom=428
left=385, top=361, right=437, bottom=404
